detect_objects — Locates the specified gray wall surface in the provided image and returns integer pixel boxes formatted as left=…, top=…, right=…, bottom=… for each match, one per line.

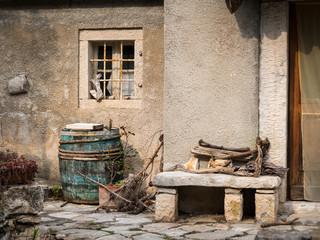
left=163, top=0, right=260, bottom=169
left=0, top=1, right=164, bottom=180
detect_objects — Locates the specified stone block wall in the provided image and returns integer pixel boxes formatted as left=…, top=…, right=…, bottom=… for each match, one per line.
left=0, top=183, right=47, bottom=239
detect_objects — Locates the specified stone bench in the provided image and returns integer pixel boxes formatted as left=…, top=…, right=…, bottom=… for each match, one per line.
left=152, top=171, right=281, bottom=223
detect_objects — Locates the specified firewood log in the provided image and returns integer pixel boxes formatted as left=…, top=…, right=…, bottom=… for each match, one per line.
left=199, top=139, right=250, bottom=152
left=191, top=146, right=254, bottom=161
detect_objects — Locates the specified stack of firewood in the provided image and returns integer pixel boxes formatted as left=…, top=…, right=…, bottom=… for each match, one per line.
left=168, top=137, right=287, bottom=177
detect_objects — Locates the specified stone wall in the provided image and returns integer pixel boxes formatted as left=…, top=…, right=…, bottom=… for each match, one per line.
left=259, top=2, right=289, bottom=202
left=0, top=1, right=164, bottom=180
left=0, top=183, right=46, bottom=239
left=163, top=0, right=260, bottom=169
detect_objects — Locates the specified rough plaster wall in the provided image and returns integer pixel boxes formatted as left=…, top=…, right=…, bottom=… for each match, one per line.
left=163, top=0, right=259, bottom=169
left=0, top=2, right=164, bottom=180
left=259, top=2, right=288, bottom=202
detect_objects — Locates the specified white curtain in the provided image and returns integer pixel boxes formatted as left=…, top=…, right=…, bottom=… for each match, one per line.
left=297, top=5, right=320, bottom=201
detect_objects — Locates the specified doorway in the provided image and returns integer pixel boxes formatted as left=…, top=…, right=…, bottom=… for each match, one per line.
left=289, top=3, right=320, bottom=201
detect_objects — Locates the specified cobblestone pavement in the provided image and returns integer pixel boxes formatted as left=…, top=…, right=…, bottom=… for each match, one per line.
left=38, top=200, right=320, bottom=240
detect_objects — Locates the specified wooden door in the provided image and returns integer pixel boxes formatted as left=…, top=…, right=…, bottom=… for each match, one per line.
left=289, top=4, right=304, bottom=200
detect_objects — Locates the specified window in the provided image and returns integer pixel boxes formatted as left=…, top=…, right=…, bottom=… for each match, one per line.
left=79, top=29, right=143, bottom=108
left=91, top=41, right=135, bottom=99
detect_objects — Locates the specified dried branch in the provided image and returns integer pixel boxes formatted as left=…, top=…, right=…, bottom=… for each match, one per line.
left=254, top=138, right=263, bottom=177
left=113, top=134, right=164, bottom=213
left=199, top=139, right=250, bottom=152
left=77, top=172, right=132, bottom=204
left=246, top=160, right=287, bottom=177
left=191, top=146, right=255, bottom=161
left=261, top=217, right=300, bottom=228
left=166, top=164, right=255, bottom=177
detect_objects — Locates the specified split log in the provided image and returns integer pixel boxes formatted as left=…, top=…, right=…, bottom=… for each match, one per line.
left=191, top=146, right=255, bottom=161
left=166, top=164, right=234, bottom=174
left=187, top=167, right=235, bottom=174
left=208, top=159, right=232, bottom=168
left=199, top=139, right=250, bottom=152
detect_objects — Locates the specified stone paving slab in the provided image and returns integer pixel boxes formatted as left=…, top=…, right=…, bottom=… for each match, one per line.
left=101, top=225, right=143, bottom=237
left=186, top=230, right=245, bottom=240
left=230, top=234, right=256, bottom=240
left=37, top=200, right=320, bottom=240
left=55, top=229, right=110, bottom=240
left=93, top=215, right=116, bottom=223
left=132, top=233, right=164, bottom=240
left=287, top=213, right=320, bottom=225
left=178, top=223, right=226, bottom=232
left=96, top=234, right=128, bottom=240
left=230, top=223, right=261, bottom=231
left=114, top=216, right=153, bottom=225
left=48, top=211, right=82, bottom=219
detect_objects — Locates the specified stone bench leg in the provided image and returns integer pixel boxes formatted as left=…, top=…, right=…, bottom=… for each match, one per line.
left=155, top=188, right=178, bottom=222
left=224, top=188, right=243, bottom=222
left=255, top=189, right=278, bottom=223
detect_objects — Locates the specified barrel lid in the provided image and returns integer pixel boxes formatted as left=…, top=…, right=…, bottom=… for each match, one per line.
left=65, top=123, right=104, bottom=131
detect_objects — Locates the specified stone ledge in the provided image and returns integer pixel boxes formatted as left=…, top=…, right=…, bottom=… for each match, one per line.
left=152, top=171, right=281, bottom=189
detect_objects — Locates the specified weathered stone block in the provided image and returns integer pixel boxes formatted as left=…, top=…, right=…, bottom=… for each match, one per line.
left=225, top=188, right=242, bottom=194
left=8, top=74, right=29, bottom=95
left=155, top=193, right=178, bottom=222
left=224, top=188, right=243, bottom=222
left=16, top=215, right=41, bottom=224
left=255, top=190, right=278, bottom=223
left=256, top=189, right=276, bottom=194
left=2, top=184, right=44, bottom=217
left=157, top=187, right=177, bottom=194
left=153, top=172, right=281, bottom=189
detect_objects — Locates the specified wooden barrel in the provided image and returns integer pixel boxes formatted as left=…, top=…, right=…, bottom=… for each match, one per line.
left=59, top=127, right=123, bottom=204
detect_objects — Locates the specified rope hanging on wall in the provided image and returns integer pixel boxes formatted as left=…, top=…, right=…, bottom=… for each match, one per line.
left=225, top=0, right=244, bottom=14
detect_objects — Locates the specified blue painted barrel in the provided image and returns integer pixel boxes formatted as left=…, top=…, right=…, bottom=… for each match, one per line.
left=59, top=127, right=123, bottom=204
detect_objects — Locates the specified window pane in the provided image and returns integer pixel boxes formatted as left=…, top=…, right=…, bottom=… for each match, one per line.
left=97, top=45, right=112, bottom=70
left=122, top=72, right=134, bottom=97
left=123, top=45, right=134, bottom=70
left=106, top=46, right=112, bottom=70
left=98, top=46, right=104, bottom=70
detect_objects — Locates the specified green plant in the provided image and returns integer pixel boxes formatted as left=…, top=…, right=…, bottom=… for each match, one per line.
left=105, top=126, right=136, bottom=185
left=29, top=228, right=38, bottom=240
left=162, top=237, right=177, bottom=240
left=50, top=184, right=63, bottom=199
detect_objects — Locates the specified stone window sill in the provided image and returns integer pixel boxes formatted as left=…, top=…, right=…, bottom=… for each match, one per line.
left=79, top=99, right=142, bottom=109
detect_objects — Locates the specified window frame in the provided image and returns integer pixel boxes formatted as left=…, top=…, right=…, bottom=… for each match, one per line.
left=91, top=41, right=135, bottom=99
left=79, top=29, right=143, bottom=109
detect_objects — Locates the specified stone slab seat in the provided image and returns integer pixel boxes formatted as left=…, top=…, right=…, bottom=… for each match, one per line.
left=152, top=171, right=281, bottom=223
